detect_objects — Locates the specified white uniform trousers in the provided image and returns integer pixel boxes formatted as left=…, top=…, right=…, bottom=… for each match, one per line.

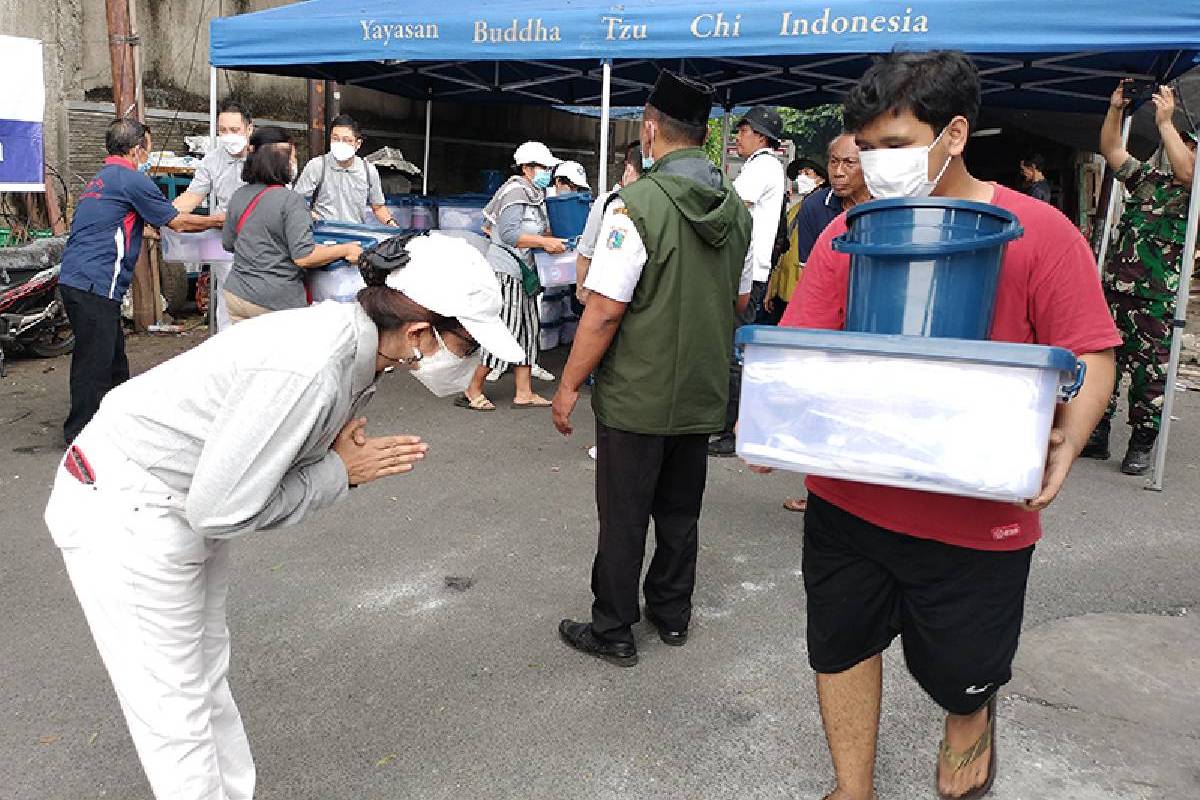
left=44, top=432, right=255, bottom=800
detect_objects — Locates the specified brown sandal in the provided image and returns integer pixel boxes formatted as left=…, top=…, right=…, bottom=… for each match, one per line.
left=453, top=394, right=496, bottom=412
left=783, top=497, right=808, bottom=512
left=936, top=694, right=998, bottom=800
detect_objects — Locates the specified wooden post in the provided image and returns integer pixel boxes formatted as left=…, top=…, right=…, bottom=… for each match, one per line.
left=325, top=81, right=340, bottom=126
left=307, top=80, right=327, bottom=161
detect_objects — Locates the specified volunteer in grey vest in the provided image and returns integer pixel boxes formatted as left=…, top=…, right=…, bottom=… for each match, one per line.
left=293, top=114, right=396, bottom=226
left=44, top=232, right=524, bottom=800
left=553, top=70, right=753, bottom=666
left=221, top=126, right=363, bottom=323
left=173, top=99, right=253, bottom=332
left=458, top=140, right=567, bottom=411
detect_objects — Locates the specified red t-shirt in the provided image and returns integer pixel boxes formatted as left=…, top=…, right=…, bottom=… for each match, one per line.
left=779, top=184, right=1121, bottom=551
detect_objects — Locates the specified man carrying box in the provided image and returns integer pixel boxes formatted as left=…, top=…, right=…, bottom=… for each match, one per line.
left=762, top=51, right=1119, bottom=800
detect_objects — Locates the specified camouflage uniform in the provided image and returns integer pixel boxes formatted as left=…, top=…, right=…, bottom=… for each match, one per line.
left=1101, top=157, right=1194, bottom=435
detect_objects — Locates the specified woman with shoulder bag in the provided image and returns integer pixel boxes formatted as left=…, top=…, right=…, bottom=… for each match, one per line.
left=458, top=141, right=568, bottom=411
left=221, top=126, right=362, bottom=324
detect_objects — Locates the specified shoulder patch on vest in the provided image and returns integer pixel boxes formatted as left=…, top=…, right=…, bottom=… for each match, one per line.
left=612, top=206, right=630, bottom=216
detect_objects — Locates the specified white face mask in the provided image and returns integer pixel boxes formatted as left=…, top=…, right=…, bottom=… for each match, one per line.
left=858, top=128, right=952, bottom=199
left=409, top=329, right=475, bottom=397
left=220, top=134, right=247, bottom=156
left=793, top=175, right=819, bottom=196
left=330, top=141, right=357, bottom=162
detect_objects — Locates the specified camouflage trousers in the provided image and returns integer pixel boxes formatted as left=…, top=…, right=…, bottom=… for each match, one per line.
left=1103, top=291, right=1173, bottom=434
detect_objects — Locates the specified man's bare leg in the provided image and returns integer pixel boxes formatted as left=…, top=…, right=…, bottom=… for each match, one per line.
left=937, top=703, right=993, bottom=797
left=815, top=654, right=881, bottom=800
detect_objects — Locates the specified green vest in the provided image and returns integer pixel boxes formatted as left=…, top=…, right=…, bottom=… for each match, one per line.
left=592, top=148, right=753, bottom=435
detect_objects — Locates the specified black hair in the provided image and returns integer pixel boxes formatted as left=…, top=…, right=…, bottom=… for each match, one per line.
left=329, top=114, right=361, bottom=140
left=217, top=99, right=253, bottom=128
left=241, top=126, right=294, bottom=185
left=645, top=104, right=708, bottom=147
left=624, top=142, right=644, bottom=176
left=105, top=118, right=149, bottom=156
left=1021, top=153, right=1046, bottom=172
left=843, top=50, right=980, bottom=134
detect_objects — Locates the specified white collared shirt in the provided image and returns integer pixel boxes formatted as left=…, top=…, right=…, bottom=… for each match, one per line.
left=734, top=148, right=786, bottom=283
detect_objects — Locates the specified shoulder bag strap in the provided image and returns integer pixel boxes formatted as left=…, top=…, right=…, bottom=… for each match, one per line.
left=237, top=186, right=282, bottom=234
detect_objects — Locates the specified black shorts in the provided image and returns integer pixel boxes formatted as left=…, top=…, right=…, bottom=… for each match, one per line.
left=802, top=493, right=1034, bottom=715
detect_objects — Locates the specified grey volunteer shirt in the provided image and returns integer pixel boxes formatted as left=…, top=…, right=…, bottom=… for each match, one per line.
left=185, top=147, right=247, bottom=214
left=483, top=177, right=548, bottom=278
left=79, top=301, right=380, bottom=539
left=293, top=153, right=385, bottom=223
left=222, top=183, right=316, bottom=311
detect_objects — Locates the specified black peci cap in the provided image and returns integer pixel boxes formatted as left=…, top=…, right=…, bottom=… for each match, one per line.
left=647, top=70, right=715, bottom=128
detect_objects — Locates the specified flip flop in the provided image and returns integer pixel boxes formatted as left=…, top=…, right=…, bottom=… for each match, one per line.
left=783, top=497, right=808, bottom=512
left=936, top=694, right=998, bottom=800
left=453, top=394, right=496, bottom=412
left=512, top=398, right=552, bottom=409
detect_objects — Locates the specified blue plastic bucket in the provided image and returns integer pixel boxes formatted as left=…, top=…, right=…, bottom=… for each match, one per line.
left=545, top=192, right=593, bottom=239
left=832, top=198, right=1023, bottom=339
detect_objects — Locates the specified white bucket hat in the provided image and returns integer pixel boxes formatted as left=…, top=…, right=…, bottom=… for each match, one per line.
left=513, top=141, right=561, bottom=169
left=553, top=160, right=590, bottom=190
left=385, top=233, right=525, bottom=363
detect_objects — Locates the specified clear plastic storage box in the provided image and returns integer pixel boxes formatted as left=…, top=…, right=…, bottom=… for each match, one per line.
left=535, top=249, right=577, bottom=287
left=160, top=227, right=231, bottom=263
left=735, top=327, right=1084, bottom=503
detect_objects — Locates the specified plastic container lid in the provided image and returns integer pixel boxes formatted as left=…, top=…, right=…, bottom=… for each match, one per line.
left=736, top=326, right=1077, bottom=373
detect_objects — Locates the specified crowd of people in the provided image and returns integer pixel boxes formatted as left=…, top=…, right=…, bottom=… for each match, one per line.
left=45, top=47, right=1196, bottom=800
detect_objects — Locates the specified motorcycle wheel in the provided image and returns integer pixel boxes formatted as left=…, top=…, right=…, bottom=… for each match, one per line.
left=26, top=292, right=75, bottom=358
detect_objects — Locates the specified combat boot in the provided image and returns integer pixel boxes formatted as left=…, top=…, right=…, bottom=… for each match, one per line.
left=1080, top=418, right=1111, bottom=460
left=1120, top=428, right=1157, bottom=475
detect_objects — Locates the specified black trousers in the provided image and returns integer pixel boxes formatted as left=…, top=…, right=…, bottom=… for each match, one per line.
left=60, top=285, right=129, bottom=444
left=723, top=280, right=771, bottom=434
left=591, top=422, right=709, bottom=645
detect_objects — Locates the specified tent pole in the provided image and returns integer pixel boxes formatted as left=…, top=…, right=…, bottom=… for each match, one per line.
left=422, top=97, right=432, bottom=196
left=209, top=67, right=217, bottom=150
left=1146, top=152, right=1200, bottom=491
left=1095, top=116, right=1132, bottom=273
left=720, top=108, right=731, bottom=173
left=598, top=60, right=611, bottom=192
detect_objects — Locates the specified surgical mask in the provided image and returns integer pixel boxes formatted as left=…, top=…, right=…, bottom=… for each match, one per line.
left=220, top=134, right=247, bottom=156
left=532, top=169, right=553, bottom=190
left=330, top=141, right=357, bottom=162
left=409, top=329, right=476, bottom=397
left=794, top=175, right=818, bottom=196
left=858, top=128, right=952, bottom=199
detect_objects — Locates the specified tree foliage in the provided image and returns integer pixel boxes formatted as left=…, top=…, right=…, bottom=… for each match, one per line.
left=703, top=104, right=845, bottom=167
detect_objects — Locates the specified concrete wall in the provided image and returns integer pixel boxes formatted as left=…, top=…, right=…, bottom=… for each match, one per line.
left=4, top=0, right=636, bottom=202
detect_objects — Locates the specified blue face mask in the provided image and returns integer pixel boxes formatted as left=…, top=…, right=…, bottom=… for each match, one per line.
left=642, top=155, right=655, bottom=171
left=532, top=169, right=552, bottom=190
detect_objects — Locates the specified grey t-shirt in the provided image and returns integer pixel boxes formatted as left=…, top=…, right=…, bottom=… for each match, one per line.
left=483, top=179, right=548, bottom=278
left=292, top=154, right=385, bottom=223
left=222, top=184, right=316, bottom=312
left=185, top=147, right=247, bottom=214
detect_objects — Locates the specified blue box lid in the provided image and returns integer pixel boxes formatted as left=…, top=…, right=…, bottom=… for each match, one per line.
left=736, top=326, right=1079, bottom=374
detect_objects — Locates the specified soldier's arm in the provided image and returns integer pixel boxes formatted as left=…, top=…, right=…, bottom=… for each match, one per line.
left=1100, top=83, right=1132, bottom=171
left=1153, top=87, right=1195, bottom=187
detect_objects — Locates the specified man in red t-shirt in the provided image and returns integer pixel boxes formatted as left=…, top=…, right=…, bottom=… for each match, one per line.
left=764, top=52, right=1119, bottom=800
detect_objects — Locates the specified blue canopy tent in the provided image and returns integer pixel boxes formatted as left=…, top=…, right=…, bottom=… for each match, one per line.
left=209, top=0, right=1200, bottom=488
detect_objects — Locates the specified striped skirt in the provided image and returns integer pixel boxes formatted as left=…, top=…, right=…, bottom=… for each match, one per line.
left=481, top=272, right=539, bottom=370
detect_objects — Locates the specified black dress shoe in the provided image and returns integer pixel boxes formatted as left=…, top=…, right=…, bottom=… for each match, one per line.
left=1120, top=429, right=1157, bottom=475
left=644, top=608, right=688, bottom=646
left=558, top=620, right=638, bottom=667
left=707, top=433, right=736, bottom=458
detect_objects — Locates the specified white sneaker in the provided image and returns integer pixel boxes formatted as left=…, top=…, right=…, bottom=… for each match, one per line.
left=531, top=364, right=556, bottom=381
left=587, top=446, right=597, bottom=461
left=486, top=367, right=503, bottom=382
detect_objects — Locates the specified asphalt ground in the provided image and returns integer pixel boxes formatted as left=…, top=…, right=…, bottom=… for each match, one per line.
left=2, top=333, right=1198, bottom=800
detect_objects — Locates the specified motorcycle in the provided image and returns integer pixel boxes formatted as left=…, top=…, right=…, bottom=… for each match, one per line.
left=0, top=261, right=74, bottom=377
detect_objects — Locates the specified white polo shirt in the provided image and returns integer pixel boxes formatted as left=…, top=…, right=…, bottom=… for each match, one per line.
left=734, top=148, right=786, bottom=283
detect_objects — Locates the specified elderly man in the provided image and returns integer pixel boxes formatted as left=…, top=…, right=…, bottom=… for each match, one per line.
left=1084, top=81, right=1198, bottom=474
left=59, top=118, right=221, bottom=444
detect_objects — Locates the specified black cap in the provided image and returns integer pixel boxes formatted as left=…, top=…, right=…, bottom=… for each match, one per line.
left=738, top=106, right=784, bottom=145
left=647, top=70, right=714, bottom=128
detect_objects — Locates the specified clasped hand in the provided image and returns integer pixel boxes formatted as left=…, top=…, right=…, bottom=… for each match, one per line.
left=332, top=417, right=428, bottom=486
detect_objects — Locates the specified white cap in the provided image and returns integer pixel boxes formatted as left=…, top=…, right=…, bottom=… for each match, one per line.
left=513, top=141, right=561, bottom=169
left=385, top=233, right=525, bottom=363
left=553, top=160, right=590, bottom=190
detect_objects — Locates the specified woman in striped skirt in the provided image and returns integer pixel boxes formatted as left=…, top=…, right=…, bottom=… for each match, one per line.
left=458, top=141, right=568, bottom=411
